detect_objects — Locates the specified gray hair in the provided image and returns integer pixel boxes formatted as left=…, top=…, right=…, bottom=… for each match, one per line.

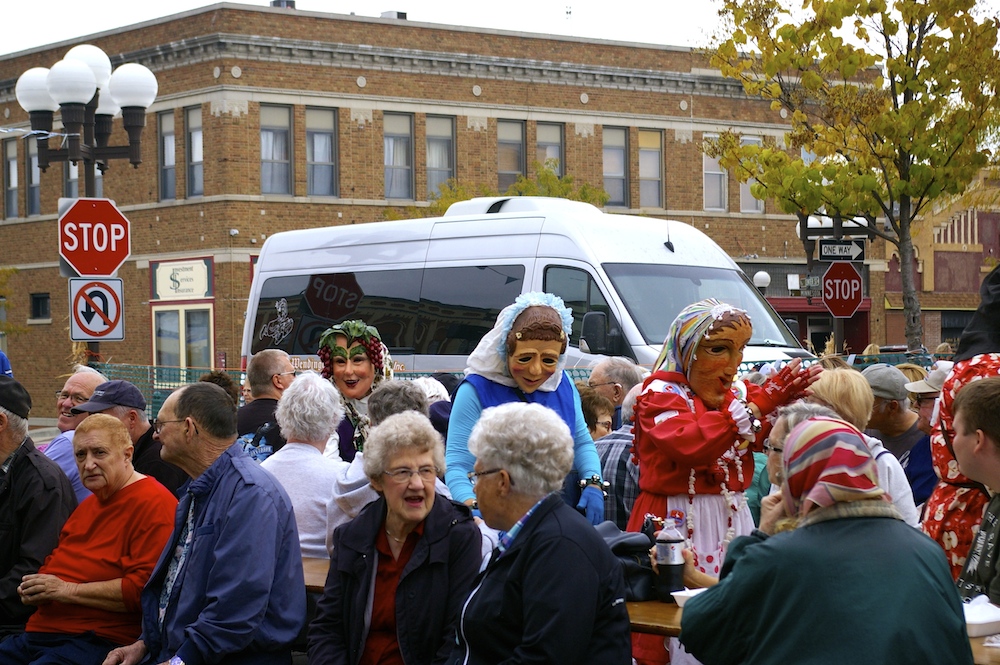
left=105, top=404, right=150, bottom=425
left=591, top=356, right=645, bottom=391
left=468, top=402, right=573, bottom=497
left=276, top=371, right=344, bottom=444
left=622, top=384, right=643, bottom=424
left=73, top=364, right=109, bottom=381
left=247, top=349, right=290, bottom=396
left=367, top=380, right=429, bottom=426
left=363, top=411, right=445, bottom=481
left=408, top=376, right=451, bottom=404
left=0, top=406, right=28, bottom=442
left=773, top=401, right=838, bottom=445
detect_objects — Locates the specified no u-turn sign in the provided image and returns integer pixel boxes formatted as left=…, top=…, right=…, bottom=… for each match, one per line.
left=70, top=278, right=125, bottom=341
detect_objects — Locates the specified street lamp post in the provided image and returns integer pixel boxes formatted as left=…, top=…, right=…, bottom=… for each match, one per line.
left=14, top=44, right=158, bottom=198
left=753, top=270, right=771, bottom=297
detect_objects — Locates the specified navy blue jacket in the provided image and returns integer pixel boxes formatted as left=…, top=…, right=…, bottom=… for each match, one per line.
left=450, top=494, right=631, bottom=664
left=140, top=443, right=305, bottom=665
left=309, top=495, right=482, bottom=665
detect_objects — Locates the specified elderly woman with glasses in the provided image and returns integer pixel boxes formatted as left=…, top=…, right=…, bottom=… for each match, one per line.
left=451, top=402, right=631, bottom=664
left=308, top=411, right=481, bottom=665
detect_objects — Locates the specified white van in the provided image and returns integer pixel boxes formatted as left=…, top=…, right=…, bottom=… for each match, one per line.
left=240, top=197, right=808, bottom=373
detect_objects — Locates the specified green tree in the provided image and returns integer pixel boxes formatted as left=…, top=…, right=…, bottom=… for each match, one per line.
left=387, top=160, right=610, bottom=220
left=708, top=0, right=1000, bottom=350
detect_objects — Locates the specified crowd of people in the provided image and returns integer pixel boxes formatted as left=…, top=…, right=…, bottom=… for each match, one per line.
left=2, top=267, right=1000, bottom=664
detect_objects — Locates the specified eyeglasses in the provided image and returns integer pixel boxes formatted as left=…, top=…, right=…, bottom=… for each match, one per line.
left=467, top=468, right=503, bottom=487
left=588, top=381, right=618, bottom=389
left=55, top=391, right=89, bottom=405
left=152, top=418, right=185, bottom=434
left=763, top=443, right=783, bottom=455
left=273, top=371, right=298, bottom=378
left=383, top=466, right=438, bottom=484
left=596, top=420, right=613, bottom=431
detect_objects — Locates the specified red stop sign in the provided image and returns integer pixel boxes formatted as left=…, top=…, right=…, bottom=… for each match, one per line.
left=58, top=198, right=131, bottom=276
left=822, top=261, right=863, bottom=318
left=304, top=273, right=364, bottom=321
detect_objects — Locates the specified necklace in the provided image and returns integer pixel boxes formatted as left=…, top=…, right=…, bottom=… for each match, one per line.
left=385, top=528, right=406, bottom=544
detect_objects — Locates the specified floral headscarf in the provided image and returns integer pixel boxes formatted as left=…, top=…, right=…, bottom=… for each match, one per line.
left=653, top=298, right=751, bottom=376
left=465, top=292, right=574, bottom=392
left=781, top=416, right=884, bottom=518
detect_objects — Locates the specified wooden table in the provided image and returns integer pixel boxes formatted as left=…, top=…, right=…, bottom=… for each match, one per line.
left=303, top=556, right=329, bottom=594
left=305, top=559, right=1000, bottom=663
left=626, top=601, right=682, bottom=637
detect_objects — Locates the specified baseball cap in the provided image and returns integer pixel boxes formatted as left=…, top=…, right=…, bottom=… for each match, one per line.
left=0, top=376, right=31, bottom=419
left=861, top=363, right=909, bottom=401
left=904, top=361, right=954, bottom=395
left=71, top=380, right=146, bottom=414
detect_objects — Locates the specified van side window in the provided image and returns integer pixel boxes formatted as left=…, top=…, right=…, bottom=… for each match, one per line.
left=250, top=265, right=525, bottom=356
left=543, top=266, right=615, bottom=344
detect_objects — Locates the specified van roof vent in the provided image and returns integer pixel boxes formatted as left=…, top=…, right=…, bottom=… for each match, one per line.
left=444, top=196, right=601, bottom=217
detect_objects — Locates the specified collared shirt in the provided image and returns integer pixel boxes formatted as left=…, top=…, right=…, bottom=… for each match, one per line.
left=595, top=425, right=639, bottom=530
left=498, top=493, right=551, bottom=554
left=0, top=439, right=26, bottom=475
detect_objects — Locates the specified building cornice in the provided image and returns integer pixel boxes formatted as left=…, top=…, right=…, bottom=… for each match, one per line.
left=1, top=32, right=747, bottom=103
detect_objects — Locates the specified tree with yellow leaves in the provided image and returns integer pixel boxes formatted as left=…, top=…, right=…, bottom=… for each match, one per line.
left=707, top=0, right=1000, bottom=350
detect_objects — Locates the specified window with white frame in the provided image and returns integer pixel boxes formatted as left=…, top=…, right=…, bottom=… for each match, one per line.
left=703, top=134, right=727, bottom=211
left=26, top=138, right=39, bottom=216
left=498, top=120, right=525, bottom=192
left=160, top=111, right=175, bottom=200
left=603, top=127, right=628, bottom=207
left=307, top=108, right=338, bottom=197
left=384, top=113, right=413, bottom=199
left=261, top=105, right=291, bottom=195
left=4, top=140, right=16, bottom=219
left=426, top=116, right=454, bottom=198
left=153, top=304, right=213, bottom=369
left=536, top=123, right=563, bottom=175
left=64, top=162, right=79, bottom=198
left=187, top=107, right=203, bottom=197
left=740, top=136, right=764, bottom=213
left=638, top=130, right=662, bottom=208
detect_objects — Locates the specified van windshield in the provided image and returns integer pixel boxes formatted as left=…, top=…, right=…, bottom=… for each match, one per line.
left=603, top=263, right=799, bottom=348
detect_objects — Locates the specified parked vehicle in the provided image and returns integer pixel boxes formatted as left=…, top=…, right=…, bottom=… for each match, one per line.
left=241, top=197, right=808, bottom=372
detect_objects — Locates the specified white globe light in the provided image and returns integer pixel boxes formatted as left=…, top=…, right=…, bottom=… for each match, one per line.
left=108, top=63, right=158, bottom=108
left=15, top=67, right=58, bottom=112
left=96, top=93, right=121, bottom=117
left=753, top=271, right=772, bottom=289
left=46, top=58, right=98, bottom=105
left=65, top=44, right=112, bottom=91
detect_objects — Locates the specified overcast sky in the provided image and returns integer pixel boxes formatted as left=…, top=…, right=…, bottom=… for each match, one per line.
left=0, top=0, right=726, bottom=56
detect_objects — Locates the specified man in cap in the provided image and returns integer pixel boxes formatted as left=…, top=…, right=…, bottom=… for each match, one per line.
left=71, top=380, right=187, bottom=496
left=863, top=363, right=935, bottom=505
left=901, top=363, right=953, bottom=507
left=44, top=366, right=107, bottom=503
left=0, top=376, right=77, bottom=638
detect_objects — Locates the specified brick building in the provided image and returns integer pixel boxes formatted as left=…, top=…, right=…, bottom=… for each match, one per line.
left=0, top=2, right=881, bottom=418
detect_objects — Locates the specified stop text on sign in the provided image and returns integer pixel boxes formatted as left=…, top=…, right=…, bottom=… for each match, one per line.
left=61, top=221, right=127, bottom=253
left=824, top=277, right=861, bottom=301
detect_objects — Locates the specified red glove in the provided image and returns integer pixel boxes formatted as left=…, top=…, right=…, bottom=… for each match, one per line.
left=754, top=362, right=802, bottom=415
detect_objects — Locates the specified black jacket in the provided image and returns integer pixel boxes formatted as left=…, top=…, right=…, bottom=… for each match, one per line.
left=0, top=437, right=77, bottom=631
left=308, top=495, right=482, bottom=665
left=132, top=426, right=188, bottom=496
left=450, top=494, right=631, bottom=665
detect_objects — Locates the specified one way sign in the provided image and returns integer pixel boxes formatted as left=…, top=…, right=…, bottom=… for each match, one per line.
left=818, top=239, right=866, bottom=262
left=70, top=278, right=125, bottom=341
